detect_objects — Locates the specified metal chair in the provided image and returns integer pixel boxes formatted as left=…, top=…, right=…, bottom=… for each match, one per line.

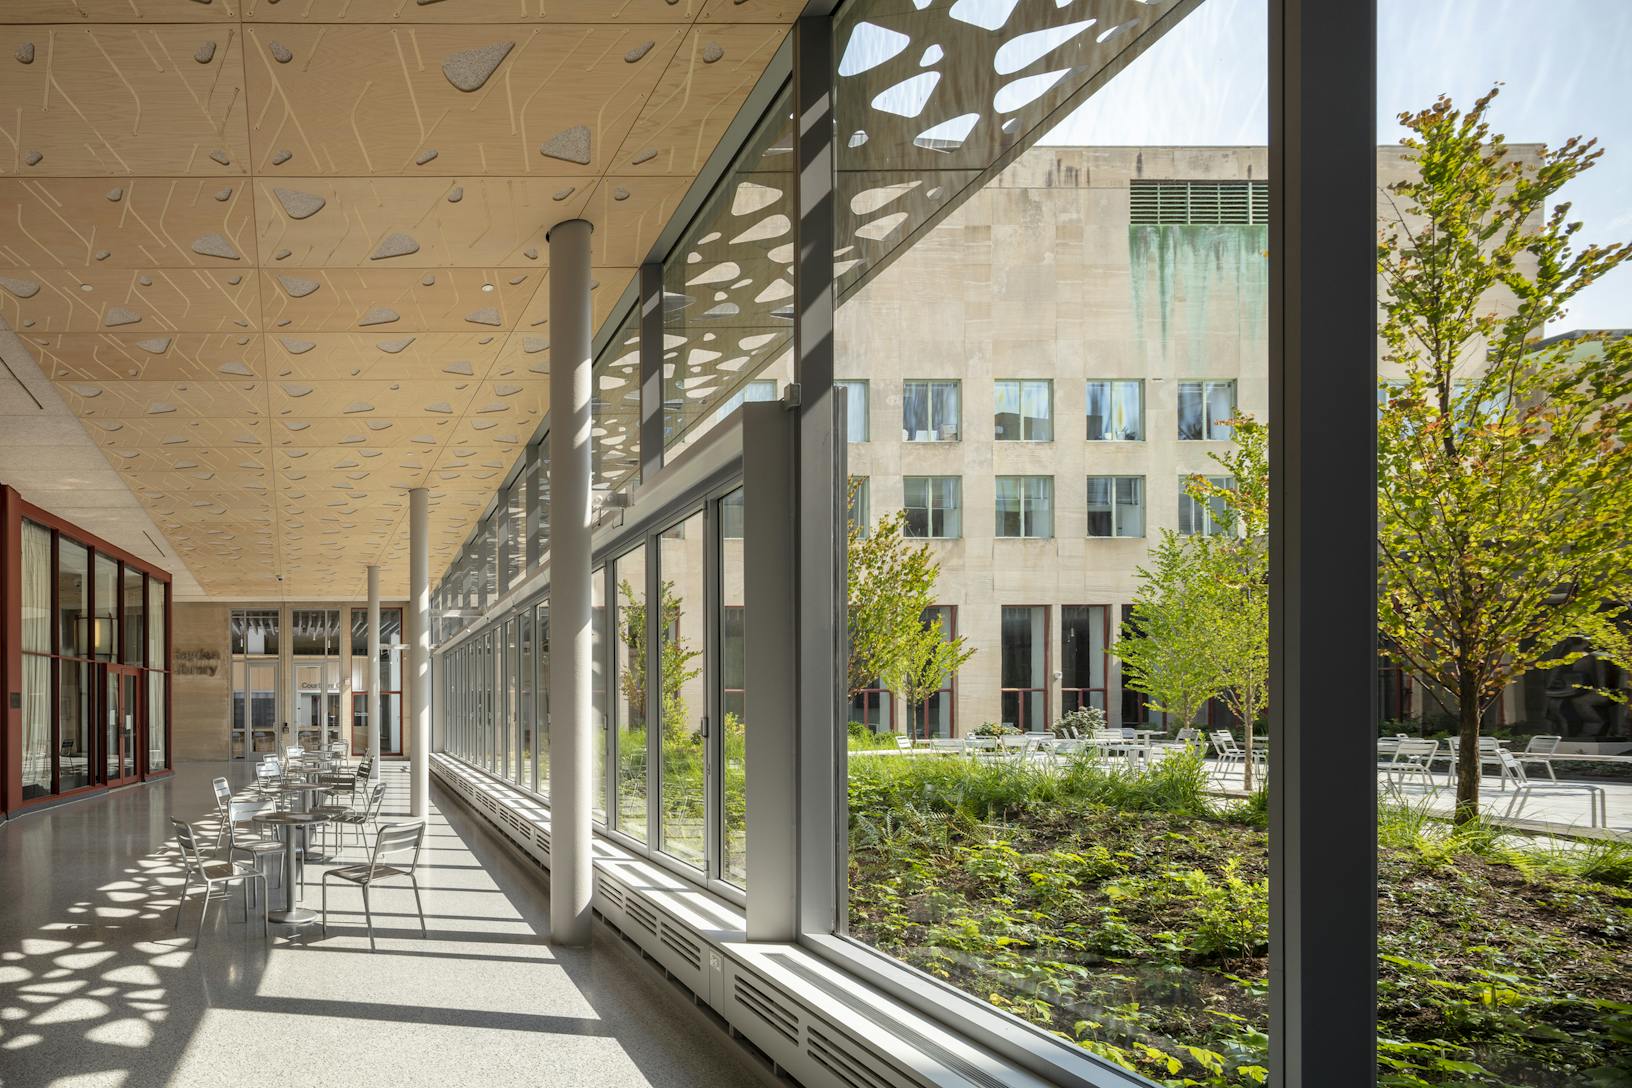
left=1378, top=737, right=1440, bottom=794
left=224, top=799, right=285, bottom=904
left=321, top=821, right=428, bottom=950
left=331, top=780, right=388, bottom=856
left=210, top=777, right=234, bottom=849
left=1209, top=730, right=1243, bottom=782
left=1497, top=750, right=1606, bottom=828
left=1515, top=735, right=1562, bottom=782
left=170, top=818, right=268, bottom=947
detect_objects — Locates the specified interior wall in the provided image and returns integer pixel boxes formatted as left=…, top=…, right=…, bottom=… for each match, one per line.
left=171, top=602, right=231, bottom=762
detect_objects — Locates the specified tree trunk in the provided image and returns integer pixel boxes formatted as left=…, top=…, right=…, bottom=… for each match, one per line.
left=1241, top=707, right=1255, bottom=792
left=1453, top=679, right=1481, bottom=825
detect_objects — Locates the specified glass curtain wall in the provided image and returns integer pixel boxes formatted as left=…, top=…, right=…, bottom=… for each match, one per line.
left=230, top=610, right=279, bottom=758
left=834, top=0, right=1273, bottom=1083
left=348, top=607, right=403, bottom=756
left=56, top=539, right=93, bottom=790
left=657, top=512, right=707, bottom=870
left=20, top=522, right=51, bottom=799
left=1369, top=3, right=1632, bottom=1082
left=720, top=489, right=748, bottom=888
left=612, top=546, right=648, bottom=842
left=289, top=609, right=341, bottom=754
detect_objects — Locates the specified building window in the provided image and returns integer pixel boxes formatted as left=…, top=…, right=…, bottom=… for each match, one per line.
left=1179, top=475, right=1236, bottom=536
left=1178, top=380, right=1236, bottom=440
left=713, top=378, right=778, bottom=425
left=847, top=476, right=870, bottom=537
left=1000, top=605, right=1048, bottom=731
left=903, top=476, right=962, bottom=539
left=1085, top=380, right=1144, bottom=441
left=902, top=379, right=960, bottom=442
left=908, top=606, right=956, bottom=739
left=350, top=607, right=404, bottom=758
left=1129, top=179, right=1269, bottom=225
left=1086, top=476, right=1145, bottom=538
left=838, top=379, right=869, bottom=442
left=1061, top=606, right=1109, bottom=715
left=994, top=379, right=1052, bottom=441
left=850, top=684, right=893, bottom=732
left=995, top=476, right=1054, bottom=539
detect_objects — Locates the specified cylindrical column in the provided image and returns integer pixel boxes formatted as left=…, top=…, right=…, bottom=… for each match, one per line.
left=547, top=218, right=594, bottom=946
left=367, top=565, right=381, bottom=780
left=410, top=486, right=430, bottom=818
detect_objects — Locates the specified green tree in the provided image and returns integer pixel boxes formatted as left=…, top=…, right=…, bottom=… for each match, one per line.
left=1113, top=532, right=1225, bottom=742
left=618, top=579, right=704, bottom=741
left=1377, top=89, right=1632, bottom=822
left=848, top=485, right=975, bottom=727
left=1187, top=415, right=1270, bottom=790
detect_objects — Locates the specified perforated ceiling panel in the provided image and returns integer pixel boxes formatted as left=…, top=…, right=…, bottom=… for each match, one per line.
left=0, top=0, right=796, bottom=599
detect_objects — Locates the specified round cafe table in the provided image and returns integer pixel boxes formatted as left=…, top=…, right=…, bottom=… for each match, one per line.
left=254, top=810, right=330, bottom=925
left=278, top=781, right=336, bottom=862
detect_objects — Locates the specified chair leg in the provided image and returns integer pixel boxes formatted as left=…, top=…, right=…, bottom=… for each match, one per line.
left=320, top=875, right=328, bottom=938
left=362, top=885, right=375, bottom=951
left=411, top=876, right=426, bottom=938
left=195, top=884, right=212, bottom=949
left=260, top=875, right=269, bottom=939
left=174, top=871, right=191, bottom=931
left=241, top=879, right=250, bottom=924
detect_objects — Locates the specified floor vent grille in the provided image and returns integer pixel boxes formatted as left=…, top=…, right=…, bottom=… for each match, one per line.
left=809, top=1027, right=894, bottom=1088
left=733, top=971, right=799, bottom=1045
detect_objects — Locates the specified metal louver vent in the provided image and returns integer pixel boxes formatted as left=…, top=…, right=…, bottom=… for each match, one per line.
left=599, top=876, right=626, bottom=911
left=659, top=921, right=702, bottom=970
left=808, top=1027, right=893, bottom=1088
left=1130, top=179, right=1269, bottom=225
left=625, top=895, right=658, bottom=936
left=733, top=971, right=799, bottom=1045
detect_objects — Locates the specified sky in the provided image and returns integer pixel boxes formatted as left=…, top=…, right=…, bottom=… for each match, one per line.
left=1040, top=0, right=1632, bottom=331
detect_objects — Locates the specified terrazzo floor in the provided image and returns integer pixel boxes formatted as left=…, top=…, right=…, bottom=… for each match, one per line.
left=0, top=762, right=773, bottom=1088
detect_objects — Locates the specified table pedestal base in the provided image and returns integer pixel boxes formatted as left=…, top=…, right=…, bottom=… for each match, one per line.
left=268, top=906, right=319, bottom=926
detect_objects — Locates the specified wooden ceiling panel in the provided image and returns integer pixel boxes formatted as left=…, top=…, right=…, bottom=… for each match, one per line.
left=29, top=332, right=267, bottom=381
left=0, top=25, right=248, bottom=177
left=241, top=24, right=678, bottom=178
left=613, top=26, right=788, bottom=176
left=0, top=3, right=796, bottom=597
left=265, top=332, right=504, bottom=381
left=251, top=178, right=574, bottom=268
left=0, top=178, right=255, bottom=269
left=58, top=378, right=267, bottom=418
left=258, top=267, right=535, bottom=333
left=1, top=268, right=260, bottom=333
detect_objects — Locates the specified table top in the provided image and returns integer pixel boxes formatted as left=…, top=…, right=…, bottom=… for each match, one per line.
left=277, top=781, right=331, bottom=792
left=255, top=811, right=329, bottom=826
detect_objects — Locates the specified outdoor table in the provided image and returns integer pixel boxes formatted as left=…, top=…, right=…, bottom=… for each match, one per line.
left=278, top=781, right=335, bottom=861
left=253, top=810, right=330, bottom=925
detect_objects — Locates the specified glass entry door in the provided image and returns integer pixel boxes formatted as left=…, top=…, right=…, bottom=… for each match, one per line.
left=103, top=665, right=141, bottom=785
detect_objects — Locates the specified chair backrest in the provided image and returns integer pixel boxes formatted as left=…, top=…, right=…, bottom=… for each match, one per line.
left=1477, top=736, right=1503, bottom=751
left=226, top=799, right=273, bottom=844
left=365, top=780, right=388, bottom=818
left=894, top=735, right=913, bottom=750
left=1497, top=748, right=1529, bottom=785
left=212, top=776, right=232, bottom=812
left=368, top=820, right=425, bottom=874
left=1211, top=730, right=1239, bottom=753
left=1392, top=738, right=1438, bottom=763
left=171, top=818, right=205, bottom=874
left=286, top=746, right=304, bottom=757
left=1525, top=735, right=1562, bottom=754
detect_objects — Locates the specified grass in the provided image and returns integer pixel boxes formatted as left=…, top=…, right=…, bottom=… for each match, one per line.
left=846, top=750, right=1632, bottom=1087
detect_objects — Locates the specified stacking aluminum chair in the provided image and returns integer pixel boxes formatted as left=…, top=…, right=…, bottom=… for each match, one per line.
left=210, top=777, right=234, bottom=849
left=171, top=818, right=268, bottom=947
left=1498, top=750, right=1606, bottom=828
left=1515, top=735, right=1563, bottom=782
left=224, top=798, right=286, bottom=904
left=331, top=781, right=389, bottom=856
left=320, top=821, right=428, bottom=950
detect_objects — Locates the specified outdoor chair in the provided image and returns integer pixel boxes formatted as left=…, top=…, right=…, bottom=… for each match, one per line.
left=170, top=818, right=268, bottom=947
left=1209, top=731, right=1243, bottom=782
left=285, top=745, right=304, bottom=758
left=330, top=781, right=389, bottom=857
left=210, top=776, right=234, bottom=849
left=1443, top=736, right=1516, bottom=790
left=894, top=735, right=913, bottom=751
left=1377, top=737, right=1440, bottom=794
left=1515, top=735, right=1562, bottom=782
left=1496, top=750, right=1606, bottom=828
left=321, top=821, right=428, bottom=950
left=224, top=798, right=285, bottom=904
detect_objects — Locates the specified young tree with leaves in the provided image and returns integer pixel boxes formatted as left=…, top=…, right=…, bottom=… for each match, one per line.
left=1377, top=89, right=1632, bottom=822
left=847, top=484, right=974, bottom=730
left=1113, top=532, right=1225, bottom=744
left=617, top=579, right=704, bottom=741
left=1186, top=415, right=1270, bottom=790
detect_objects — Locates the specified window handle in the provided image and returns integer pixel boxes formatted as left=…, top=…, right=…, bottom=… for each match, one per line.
left=701, top=714, right=709, bottom=740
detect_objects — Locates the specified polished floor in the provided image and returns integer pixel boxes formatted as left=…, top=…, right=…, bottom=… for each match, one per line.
left=0, top=763, right=772, bottom=1088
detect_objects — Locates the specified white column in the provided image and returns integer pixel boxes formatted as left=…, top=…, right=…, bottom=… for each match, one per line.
left=547, top=218, right=594, bottom=946
left=410, top=486, right=430, bottom=818
left=367, top=565, right=381, bottom=779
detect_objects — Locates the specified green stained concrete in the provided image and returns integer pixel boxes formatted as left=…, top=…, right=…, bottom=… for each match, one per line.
left=1128, top=224, right=1269, bottom=372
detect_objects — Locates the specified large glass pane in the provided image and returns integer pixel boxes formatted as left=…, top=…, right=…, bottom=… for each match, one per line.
left=536, top=601, right=551, bottom=801
left=21, top=522, right=51, bottom=798
left=519, top=610, right=534, bottom=792
left=59, top=659, right=91, bottom=789
left=592, top=573, right=608, bottom=822
left=147, top=577, right=165, bottom=668
left=58, top=538, right=89, bottom=658
left=720, top=489, right=748, bottom=888
left=658, top=511, right=707, bottom=869
left=121, top=566, right=144, bottom=666
left=146, top=671, right=167, bottom=772
left=503, top=616, right=518, bottom=783
left=1371, top=6, right=1632, bottom=1083
left=93, top=555, right=116, bottom=660
left=838, top=2, right=1273, bottom=1081
left=613, top=546, right=648, bottom=841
